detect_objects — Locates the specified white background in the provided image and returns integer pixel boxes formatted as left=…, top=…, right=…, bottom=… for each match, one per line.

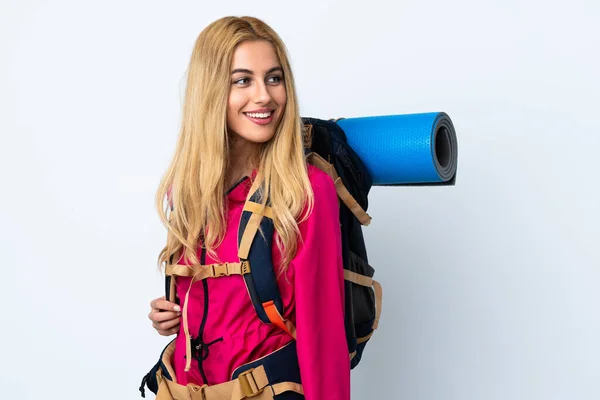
left=1, top=0, right=599, bottom=399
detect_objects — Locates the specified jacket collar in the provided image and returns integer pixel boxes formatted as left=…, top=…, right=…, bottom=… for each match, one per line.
left=226, top=169, right=258, bottom=203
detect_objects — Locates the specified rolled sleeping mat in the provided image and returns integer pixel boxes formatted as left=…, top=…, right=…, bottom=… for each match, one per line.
left=335, top=112, right=458, bottom=186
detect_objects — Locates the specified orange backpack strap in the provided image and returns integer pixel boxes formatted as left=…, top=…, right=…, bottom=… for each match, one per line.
left=263, top=300, right=297, bottom=339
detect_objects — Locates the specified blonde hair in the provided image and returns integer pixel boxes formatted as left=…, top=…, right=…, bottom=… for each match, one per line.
left=155, top=16, right=314, bottom=273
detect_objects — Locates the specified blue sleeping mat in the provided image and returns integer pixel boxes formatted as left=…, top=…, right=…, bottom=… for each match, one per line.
left=335, top=112, right=457, bottom=186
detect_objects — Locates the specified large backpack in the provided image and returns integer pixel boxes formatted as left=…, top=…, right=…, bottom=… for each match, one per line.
left=162, top=117, right=382, bottom=369
left=300, top=117, right=382, bottom=367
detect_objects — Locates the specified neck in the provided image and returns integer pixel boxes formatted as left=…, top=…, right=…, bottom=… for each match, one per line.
left=225, top=158, right=252, bottom=189
left=226, top=133, right=259, bottom=189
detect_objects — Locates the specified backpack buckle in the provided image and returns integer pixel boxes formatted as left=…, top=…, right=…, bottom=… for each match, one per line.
left=212, top=263, right=229, bottom=277
left=238, top=369, right=263, bottom=397
left=241, top=260, right=251, bottom=275
left=189, top=384, right=208, bottom=399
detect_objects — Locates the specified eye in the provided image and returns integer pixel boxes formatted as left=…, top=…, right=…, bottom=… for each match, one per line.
left=234, top=77, right=250, bottom=85
left=268, top=75, right=283, bottom=84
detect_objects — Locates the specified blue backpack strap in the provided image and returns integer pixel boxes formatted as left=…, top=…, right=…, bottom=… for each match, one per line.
left=238, top=185, right=296, bottom=338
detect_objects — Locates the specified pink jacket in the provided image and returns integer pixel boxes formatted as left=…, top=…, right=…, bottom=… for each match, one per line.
left=171, top=164, right=350, bottom=400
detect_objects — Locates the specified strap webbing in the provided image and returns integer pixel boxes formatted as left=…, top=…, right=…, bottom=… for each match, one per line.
left=333, top=176, right=372, bottom=226
left=262, top=300, right=297, bottom=339
left=271, top=382, right=304, bottom=396
left=243, top=201, right=274, bottom=220
left=372, top=279, right=383, bottom=330
left=357, top=331, right=373, bottom=344
left=343, top=270, right=383, bottom=330
left=238, top=212, right=263, bottom=260
left=308, top=152, right=372, bottom=226
left=343, top=269, right=373, bottom=287
left=158, top=357, right=305, bottom=399
left=166, top=261, right=251, bottom=372
left=166, top=262, right=251, bottom=280
left=238, top=184, right=290, bottom=334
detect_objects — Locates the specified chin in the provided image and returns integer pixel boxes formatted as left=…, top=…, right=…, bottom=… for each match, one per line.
left=245, top=130, right=276, bottom=144
left=233, top=121, right=278, bottom=143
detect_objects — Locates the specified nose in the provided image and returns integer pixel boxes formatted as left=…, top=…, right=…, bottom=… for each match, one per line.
left=252, top=80, right=272, bottom=104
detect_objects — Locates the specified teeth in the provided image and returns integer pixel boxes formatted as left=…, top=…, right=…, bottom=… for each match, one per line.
left=245, top=111, right=272, bottom=119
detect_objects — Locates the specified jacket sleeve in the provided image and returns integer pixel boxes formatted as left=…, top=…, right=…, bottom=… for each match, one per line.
left=292, top=169, right=350, bottom=400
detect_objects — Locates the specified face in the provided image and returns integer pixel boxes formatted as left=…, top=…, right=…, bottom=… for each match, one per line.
left=226, top=40, right=287, bottom=149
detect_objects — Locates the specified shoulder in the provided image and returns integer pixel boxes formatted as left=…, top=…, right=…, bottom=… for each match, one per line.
left=306, top=163, right=337, bottom=199
left=302, top=163, right=339, bottom=221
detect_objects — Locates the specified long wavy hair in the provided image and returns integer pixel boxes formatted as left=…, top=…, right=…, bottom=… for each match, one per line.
left=155, top=16, right=313, bottom=273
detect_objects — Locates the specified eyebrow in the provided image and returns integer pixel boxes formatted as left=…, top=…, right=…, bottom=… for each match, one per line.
left=231, top=66, right=283, bottom=75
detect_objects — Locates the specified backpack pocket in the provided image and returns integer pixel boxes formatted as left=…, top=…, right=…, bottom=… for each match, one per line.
left=345, top=251, right=377, bottom=367
left=139, top=339, right=176, bottom=398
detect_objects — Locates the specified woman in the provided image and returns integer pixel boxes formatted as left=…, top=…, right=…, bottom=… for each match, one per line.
left=147, top=16, right=349, bottom=400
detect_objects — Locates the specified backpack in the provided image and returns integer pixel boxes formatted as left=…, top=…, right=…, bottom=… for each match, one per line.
left=300, top=117, right=382, bottom=367
left=163, top=117, right=383, bottom=368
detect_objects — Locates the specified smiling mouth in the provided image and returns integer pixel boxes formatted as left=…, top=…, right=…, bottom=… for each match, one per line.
left=243, top=111, right=274, bottom=119
left=243, top=110, right=275, bottom=126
